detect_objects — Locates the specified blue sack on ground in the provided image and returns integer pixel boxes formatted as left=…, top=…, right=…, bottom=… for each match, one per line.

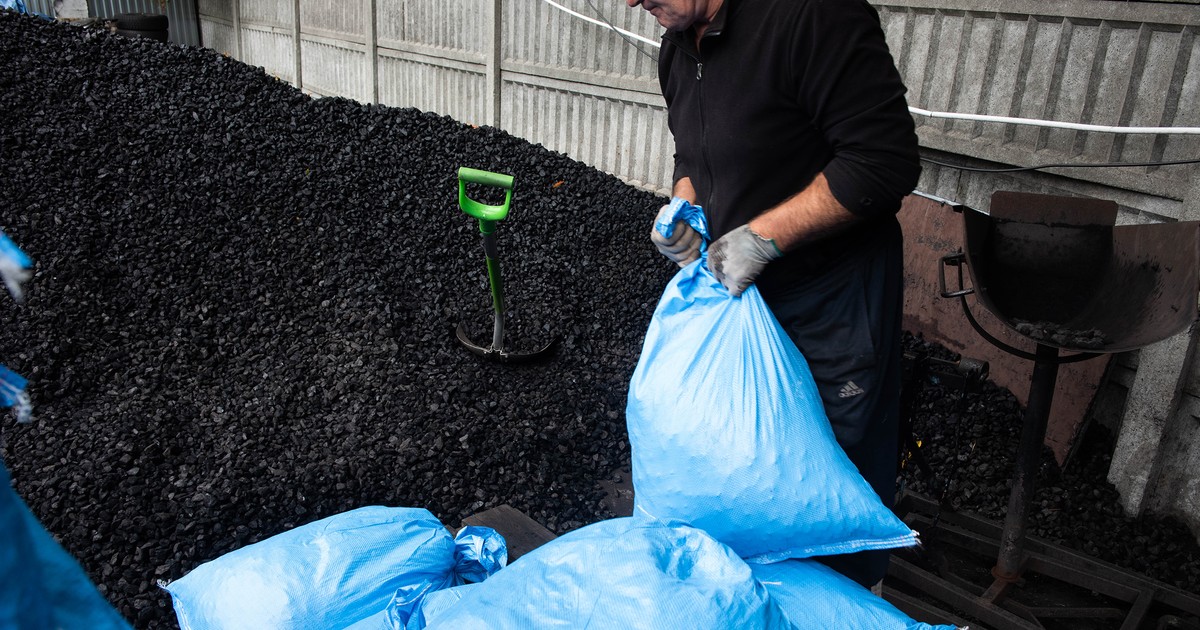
left=752, top=559, right=961, bottom=629
left=628, top=199, right=918, bottom=562
left=163, top=506, right=505, bottom=630
left=2, top=459, right=132, bottom=630
left=0, top=230, right=33, bottom=302
left=0, top=364, right=32, bottom=424
left=423, top=516, right=797, bottom=630
left=378, top=582, right=475, bottom=630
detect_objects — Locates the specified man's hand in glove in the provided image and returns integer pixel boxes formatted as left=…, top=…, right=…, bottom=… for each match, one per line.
left=708, top=224, right=782, bottom=296
left=650, top=202, right=702, bottom=268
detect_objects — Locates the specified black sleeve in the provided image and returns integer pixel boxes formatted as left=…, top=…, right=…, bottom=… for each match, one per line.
left=790, top=0, right=921, bottom=217
left=658, top=41, right=690, bottom=188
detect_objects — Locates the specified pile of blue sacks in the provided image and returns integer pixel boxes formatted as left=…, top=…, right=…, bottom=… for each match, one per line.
left=164, top=200, right=958, bottom=629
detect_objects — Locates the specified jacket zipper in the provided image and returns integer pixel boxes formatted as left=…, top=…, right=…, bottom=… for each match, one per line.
left=696, top=57, right=715, bottom=215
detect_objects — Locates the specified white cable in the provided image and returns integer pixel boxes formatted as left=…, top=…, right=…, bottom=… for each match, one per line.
left=541, top=0, right=662, bottom=48
left=541, top=0, right=1200, bottom=137
left=908, top=107, right=1200, bottom=135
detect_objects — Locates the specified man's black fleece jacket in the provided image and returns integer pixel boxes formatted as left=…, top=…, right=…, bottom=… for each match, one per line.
left=659, top=0, right=921, bottom=294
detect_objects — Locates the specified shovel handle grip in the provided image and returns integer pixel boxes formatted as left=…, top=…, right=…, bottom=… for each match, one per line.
left=458, top=167, right=514, bottom=226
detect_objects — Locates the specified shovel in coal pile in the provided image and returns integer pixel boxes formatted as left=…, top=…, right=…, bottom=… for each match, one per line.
left=454, top=167, right=557, bottom=363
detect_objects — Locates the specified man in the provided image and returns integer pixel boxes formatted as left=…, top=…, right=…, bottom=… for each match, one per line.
left=628, top=0, right=921, bottom=589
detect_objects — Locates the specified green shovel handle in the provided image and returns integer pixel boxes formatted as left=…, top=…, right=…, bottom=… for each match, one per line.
left=458, top=167, right=514, bottom=231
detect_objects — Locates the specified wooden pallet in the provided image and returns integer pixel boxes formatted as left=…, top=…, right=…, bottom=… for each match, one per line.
left=460, top=504, right=557, bottom=562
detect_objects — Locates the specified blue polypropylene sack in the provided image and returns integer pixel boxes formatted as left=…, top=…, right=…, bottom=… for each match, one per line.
left=1, top=460, right=132, bottom=630
left=424, top=517, right=797, bottom=630
left=347, top=582, right=478, bottom=630
left=374, top=526, right=505, bottom=630
left=752, top=559, right=960, bottom=629
left=386, top=582, right=475, bottom=630
left=0, top=364, right=31, bottom=424
left=0, top=0, right=27, bottom=13
left=0, top=230, right=33, bottom=302
left=0, top=229, right=31, bottom=303
left=163, top=506, right=505, bottom=630
left=628, top=199, right=918, bottom=562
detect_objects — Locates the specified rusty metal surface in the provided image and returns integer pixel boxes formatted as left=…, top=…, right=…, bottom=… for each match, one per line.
left=996, top=345, right=1064, bottom=579
left=960, top=192, right=1200, bottom=353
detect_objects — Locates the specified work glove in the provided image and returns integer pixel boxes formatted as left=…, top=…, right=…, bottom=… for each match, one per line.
left=708, top=224, right=782, bottom=297
left=650, top=200, right=702, bottom=268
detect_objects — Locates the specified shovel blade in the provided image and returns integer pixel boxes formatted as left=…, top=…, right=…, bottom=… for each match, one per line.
left=455, top=322, right=558, bottom=364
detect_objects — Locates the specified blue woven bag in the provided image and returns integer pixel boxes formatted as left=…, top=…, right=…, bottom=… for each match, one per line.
left=628, top=199, right=918, bottom=562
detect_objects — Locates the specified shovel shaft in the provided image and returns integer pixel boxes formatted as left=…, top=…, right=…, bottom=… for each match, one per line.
left=481, top=232, right=506, bottom=350
left=485, top=255, right=505, bottom=314
left=492, top=308, right=505, bottom=350
left=482, top=233, right=505, bottom=313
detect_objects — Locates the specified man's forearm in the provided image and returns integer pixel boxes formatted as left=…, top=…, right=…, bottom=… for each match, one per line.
left=746, top=173, right=860, bottom=252
left=672, top=176, right=697, bottom=204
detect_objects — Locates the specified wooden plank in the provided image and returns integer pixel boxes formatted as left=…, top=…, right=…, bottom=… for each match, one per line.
left=598, top=466, right=635, bottom=518
left=461, top=504, right=557, bottom=562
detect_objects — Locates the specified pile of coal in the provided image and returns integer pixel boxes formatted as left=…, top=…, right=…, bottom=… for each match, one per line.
left=0, top=11, right=1195, bottom=629
left=899, top=334, right=1200, bottom=600
left=0, top=11, right=663, bottom=626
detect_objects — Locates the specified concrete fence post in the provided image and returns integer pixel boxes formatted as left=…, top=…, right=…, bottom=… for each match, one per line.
left=230, top=0, right=242, bottom=60
left=366, top=0, right=378, bottom=104
left=486, top=0, right=502, bottom=128
left=1108, top=325, right=1199, bottom=515
left=292, top=0, right=302, bottom=91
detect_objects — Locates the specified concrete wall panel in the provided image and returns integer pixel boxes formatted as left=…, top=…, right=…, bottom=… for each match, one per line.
left=1040, top=18, right=1099, bottom=156
left=199, top=18, right=237, bottom=57
left=1080, top=23, right=1141, bottom=161
left=1162, top=32, right=1200, bottom=163
left=197, top=0, right=230, bottom=22
left=398, top=0, right=484, bottom=54
left=1011, top=17, right=1064, bottom=149
left=979, top=15, right=1032, bottom=147
left=300, top=0, right=365, bottom=39
left=240, top=0, right=294, bottom=30
left=1156, top=390, right=1200, bottom=537
left=922, top=10, right=966, bottom=135
left=881, top=2, right=1200, bottom=200
left=895, top=8, right=935, bottom=108
left=504, top=0, right=658, bottom=80
left=243, top=27, right=296, bottom=84
left=376, top=0, right=403, bottom=42
left=942, top=14, right=995, bottom=140
left=503, top=81, right=671, bottom=193
left=1118, top=26, right=1184, bottom=162
left=378, top=55, right=486, bottom=127
left=300, top=38, right=368, bottom=101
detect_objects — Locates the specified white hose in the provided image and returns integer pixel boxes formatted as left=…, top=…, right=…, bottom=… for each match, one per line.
left=907, top=107, right=1200, bottom=135
left=540, top=0, right=662, bottom=48
left=546, top=0, right=1200, bottom=136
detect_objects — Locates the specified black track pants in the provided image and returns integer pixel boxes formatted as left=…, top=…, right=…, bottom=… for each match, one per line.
left=761, top=218, right=904, bottom=588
